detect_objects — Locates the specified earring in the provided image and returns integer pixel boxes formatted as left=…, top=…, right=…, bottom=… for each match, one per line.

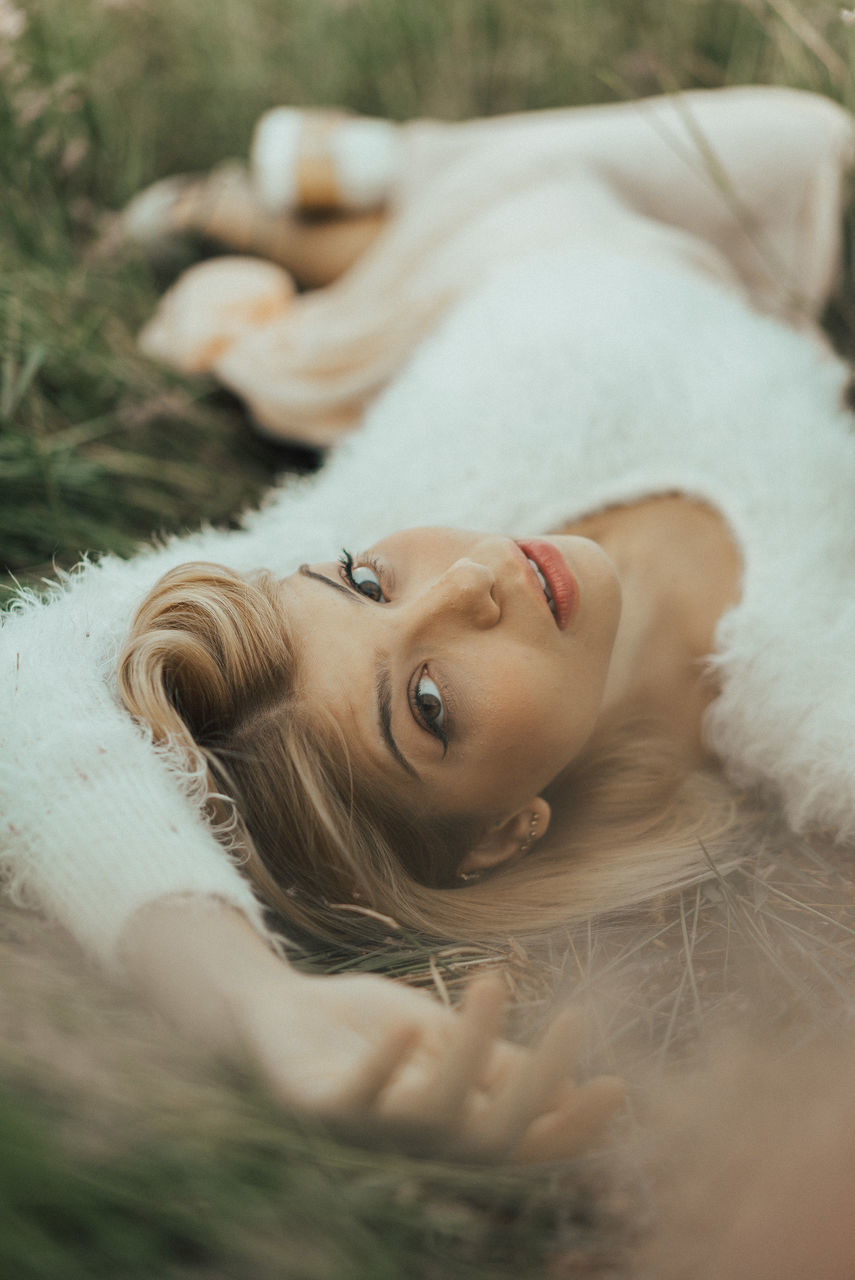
left=457, top=868, right=482, bottom=884
left=518, top=811, right=540, bottom=856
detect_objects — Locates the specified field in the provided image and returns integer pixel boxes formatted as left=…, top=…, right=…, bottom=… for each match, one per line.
left=3, top=1, right=855, bottom=1276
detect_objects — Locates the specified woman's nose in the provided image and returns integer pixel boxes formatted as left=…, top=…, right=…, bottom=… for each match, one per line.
left=413, top=558, right=500, bottom=632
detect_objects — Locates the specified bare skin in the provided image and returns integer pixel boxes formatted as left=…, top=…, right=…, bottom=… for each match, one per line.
left=562, top=494, right=743, bottom=764
left=285, top=503, right=742, bottom=873
left=120, top=898, right=624, bottom=1162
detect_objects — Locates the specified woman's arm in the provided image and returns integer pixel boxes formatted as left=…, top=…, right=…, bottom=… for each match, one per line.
left=0, top=561, right=267, bottom=967
left=0, top=472, right=326, bottom=967
left=120, top=895, right=624, bottom=1163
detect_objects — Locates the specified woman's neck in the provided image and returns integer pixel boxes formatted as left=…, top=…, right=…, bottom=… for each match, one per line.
left=558, top=494, right=742, bottom=761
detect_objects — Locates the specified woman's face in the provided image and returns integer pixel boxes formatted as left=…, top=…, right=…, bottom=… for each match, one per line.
left=279, top=526, right=622, bottom=825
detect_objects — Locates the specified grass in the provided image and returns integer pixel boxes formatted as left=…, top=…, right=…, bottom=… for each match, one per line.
left=5, top=0, right=855, bottom=1274
left=0, top=902, right=624, bottom=1280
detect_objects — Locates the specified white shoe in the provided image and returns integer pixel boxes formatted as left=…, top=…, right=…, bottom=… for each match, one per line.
left=250, top=107, right=402, bottom=214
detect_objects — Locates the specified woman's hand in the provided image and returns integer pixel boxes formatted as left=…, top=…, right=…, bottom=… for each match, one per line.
left=121, top=898, right=623, bottom=1164
left=238, top=966, right=624, bottom=1163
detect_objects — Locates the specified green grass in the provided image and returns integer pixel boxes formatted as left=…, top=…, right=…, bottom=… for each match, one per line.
left=0, top=1081, right=585, bottom=1280
left=5, top=0, right=855, bottom=1274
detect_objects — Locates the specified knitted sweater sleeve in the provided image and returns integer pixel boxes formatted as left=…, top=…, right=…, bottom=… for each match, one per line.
left=0, top=525, right=293, bottom=971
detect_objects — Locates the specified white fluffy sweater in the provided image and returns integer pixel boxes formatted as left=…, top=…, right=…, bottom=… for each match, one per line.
left=4, top=239, right=855, bottom=967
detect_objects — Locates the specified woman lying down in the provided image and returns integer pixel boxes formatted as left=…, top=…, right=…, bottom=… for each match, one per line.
left=3, top=83, right=855, bottom=1163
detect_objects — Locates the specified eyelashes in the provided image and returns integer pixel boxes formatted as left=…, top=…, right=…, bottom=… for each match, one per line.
left=338, top=548, right=387, bottom=603
left=338, top=547, right=450, bottom=752
left=410, top=665, right=448, bottom=754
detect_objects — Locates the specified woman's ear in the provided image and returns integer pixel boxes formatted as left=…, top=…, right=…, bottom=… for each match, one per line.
left=459, top=796, right=551, bottom=875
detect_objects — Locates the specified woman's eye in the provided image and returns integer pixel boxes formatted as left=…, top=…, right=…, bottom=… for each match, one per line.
left=414, top=669, right=445, bottom=732
left=339, top=550, right=388, bottom=602
left=350, top=564, right=386, bottom=602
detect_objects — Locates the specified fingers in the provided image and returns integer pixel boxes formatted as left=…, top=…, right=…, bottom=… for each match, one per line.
left=328, top=976, right=622, bottom=1167
left=457, top=1005, right=625, bottom=1164
left=418, top=974, right=506, bottom=1125
left=463, top=1005, right=586, bottom=1159
left=333, top=1021, right=421, bottom=1113
left=377, top=973, right=507, bottom=1135
left=513, top=1074, right=626, bottom=1165
left=508, top=1006, right=586, bottom=1127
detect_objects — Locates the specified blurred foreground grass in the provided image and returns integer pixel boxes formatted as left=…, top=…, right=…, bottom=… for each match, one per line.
left=0, top=903, right=621, bottom=1280
left=4, top=1, right=855, bottom=1275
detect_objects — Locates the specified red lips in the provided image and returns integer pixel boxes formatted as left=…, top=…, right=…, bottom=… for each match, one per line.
left=517, top=539, right=578, bottom=630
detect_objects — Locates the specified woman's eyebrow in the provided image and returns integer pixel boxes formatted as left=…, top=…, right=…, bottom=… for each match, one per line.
left=375, top=658, right=420, bottom=780
left=298, top=563, right=364, bottom=601
left=298, top=565, right=419, bottom=779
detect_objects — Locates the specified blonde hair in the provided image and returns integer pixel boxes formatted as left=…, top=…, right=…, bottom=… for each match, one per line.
left=117, top=562, right=737, bottom=945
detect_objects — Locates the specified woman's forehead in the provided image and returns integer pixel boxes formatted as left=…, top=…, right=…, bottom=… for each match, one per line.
left=277, top=569, right=385, bottom=751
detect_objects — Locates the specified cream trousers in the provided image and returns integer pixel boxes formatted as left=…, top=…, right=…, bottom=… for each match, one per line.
left=140, top=86, right=854, bottom=447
